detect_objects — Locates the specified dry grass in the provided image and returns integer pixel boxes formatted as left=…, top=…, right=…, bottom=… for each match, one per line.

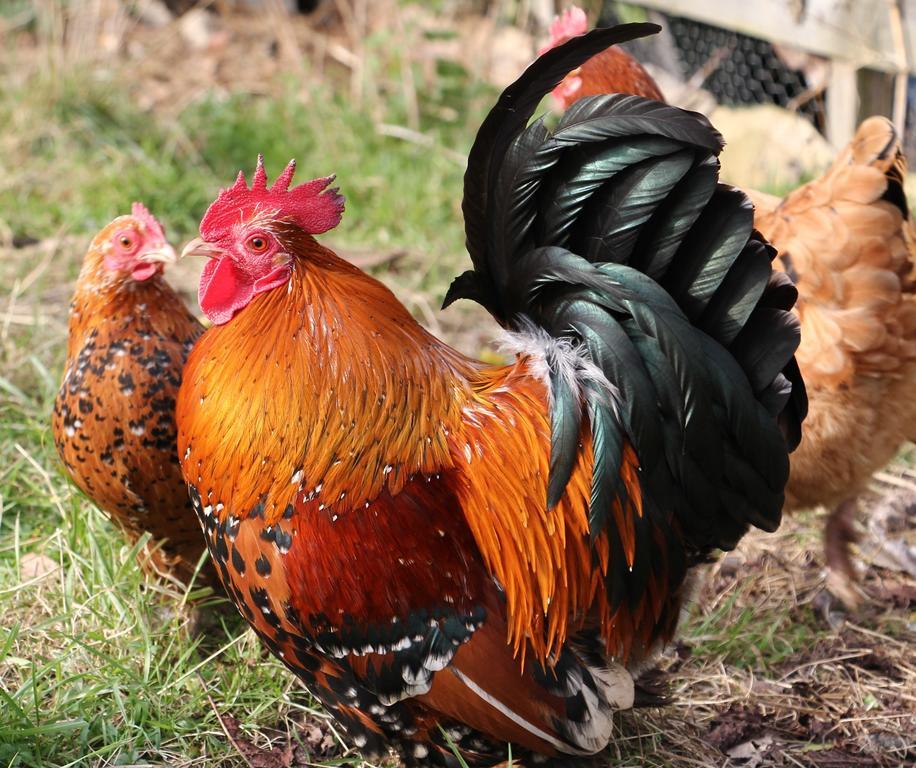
left=623, top=506, right=916, bottom=767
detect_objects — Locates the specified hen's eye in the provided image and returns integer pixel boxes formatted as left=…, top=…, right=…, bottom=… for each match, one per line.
left=119, top=235, right=134, bottom=249
left=247, top=235, right=269, bottom=253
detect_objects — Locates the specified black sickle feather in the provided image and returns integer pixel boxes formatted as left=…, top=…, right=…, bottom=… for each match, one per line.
left=546, top=359, right=583, bottom=510
left=699, top=238, right=771, bottom=345
left=631, top=153, right=719, bottom=280
left=660, top=186, right=755, bottom=321
left=460, top=23, right=662, bottom=309
left=565, top=304, right=662, bottom=468
left=557, top=95, right=722, bottom=152
left=489, top=118, right=556, bottom=286
left=579, top=149, right=696, bottom=264
left=449, top=23, right=806, bottom=613
left=583, top=381, right=624, bottom=539
left=539, top=137, right=686, bottom=251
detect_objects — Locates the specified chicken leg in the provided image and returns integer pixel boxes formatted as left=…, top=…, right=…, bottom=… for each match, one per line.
left=824, top=497, right=862, bottom=609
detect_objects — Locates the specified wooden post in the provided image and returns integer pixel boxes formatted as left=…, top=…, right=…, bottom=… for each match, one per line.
left=826, top=61, right=858, bottom=149
left=888, top=0, right=909, bottom=136
left=857, top=68, right=896, bottom=124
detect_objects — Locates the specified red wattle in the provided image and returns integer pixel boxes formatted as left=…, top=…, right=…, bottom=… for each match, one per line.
left=131, top=263, right=158, bottom=281
left=199, top=257, right=254, bottom=325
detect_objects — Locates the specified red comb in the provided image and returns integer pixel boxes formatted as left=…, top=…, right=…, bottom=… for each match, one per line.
left=539, top=6, right=589, bottom=54
left=200, top=155, right=345, bottom=240
left=131, top=202, right=166, bottom=242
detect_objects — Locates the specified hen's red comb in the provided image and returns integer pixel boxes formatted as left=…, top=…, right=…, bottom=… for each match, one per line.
left=131, top=202, right=166, bottom=242
left=540, top=6, right=588, bottom=54
left=200, top=155, right=345, bottom=240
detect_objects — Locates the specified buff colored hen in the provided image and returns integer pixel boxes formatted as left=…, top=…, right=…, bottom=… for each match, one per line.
left=749, top=117, right=916, bottom=604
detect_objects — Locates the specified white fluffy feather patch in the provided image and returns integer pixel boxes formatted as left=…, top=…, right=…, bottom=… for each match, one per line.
left=590, top=660, right=635, bottom=711
left=497, top=317, right=621, bottom=416
left=550, top=655, right=635, bottom=754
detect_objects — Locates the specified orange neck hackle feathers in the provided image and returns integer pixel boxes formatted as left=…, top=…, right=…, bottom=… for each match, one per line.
left=179, top=236, right=473, bottom=527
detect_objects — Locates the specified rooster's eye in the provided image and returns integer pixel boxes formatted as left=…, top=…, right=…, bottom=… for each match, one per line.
left=247, top=235, right=269, bottom=253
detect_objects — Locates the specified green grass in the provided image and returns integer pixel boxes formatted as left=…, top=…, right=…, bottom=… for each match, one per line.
left=0, top=58, right=493, bottom=280
left=686, top=580, right=821, bottom=671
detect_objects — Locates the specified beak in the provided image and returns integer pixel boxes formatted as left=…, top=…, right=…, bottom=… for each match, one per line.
left=140, top=243, right=178, bottom=264
left=180, top=236, right=221, bottom=260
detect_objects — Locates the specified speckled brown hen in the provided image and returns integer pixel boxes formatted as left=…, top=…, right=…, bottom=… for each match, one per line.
left=53, top=204, right=209, bottom=585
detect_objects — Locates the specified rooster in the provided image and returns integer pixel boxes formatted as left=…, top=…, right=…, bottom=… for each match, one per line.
left=53, top=204, right=209, bottom=587
left=176, top=24, right=804, bottom=766
left=542, top=7, right=916, bottom=606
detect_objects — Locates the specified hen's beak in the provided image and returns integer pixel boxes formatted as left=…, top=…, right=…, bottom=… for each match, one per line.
left=181, top=237, right=220, bottom=260
left=140, top=243, right=178, bottom=264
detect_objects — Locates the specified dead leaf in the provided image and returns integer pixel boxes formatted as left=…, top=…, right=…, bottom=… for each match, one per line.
left=707, top=704, right=768, bottom=753
left=726, top=733, right=774, bottom=766
left=293, top=718, right=339, bottom=763
left=20, top=553, right=60, bottom=582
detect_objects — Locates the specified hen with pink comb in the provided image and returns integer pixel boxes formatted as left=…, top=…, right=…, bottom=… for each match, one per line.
left=53, top=206, right=213, bottom=588
left=540, top=5, right=663, bottom=109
